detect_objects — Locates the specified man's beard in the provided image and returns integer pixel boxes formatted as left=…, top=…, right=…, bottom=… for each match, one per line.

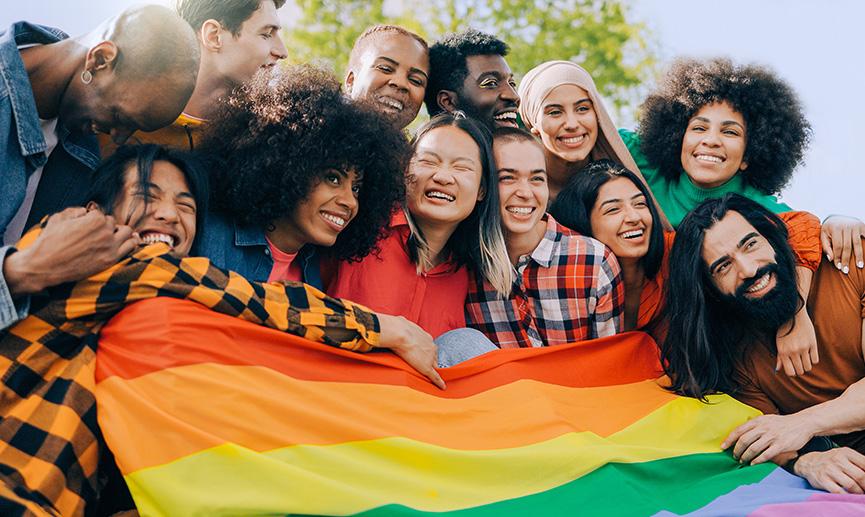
left=717, top=261, right=800, bottom=334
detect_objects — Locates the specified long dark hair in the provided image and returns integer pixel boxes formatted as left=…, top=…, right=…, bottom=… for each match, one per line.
left=549, top=159, right=664, bottom=279
left=86, top=144, right=209, bottom=231
left=406, top=112, right=512, bottom=295
left=661, top=194, right=801, bottom=399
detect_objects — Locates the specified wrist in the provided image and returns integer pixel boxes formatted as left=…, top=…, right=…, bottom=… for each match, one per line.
left=792, top=411, right=822, bottom=439
left=4, top=249, right=49, bottom=295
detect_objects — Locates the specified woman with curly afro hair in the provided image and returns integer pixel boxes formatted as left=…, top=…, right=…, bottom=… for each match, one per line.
left=619, top=57, right=810, bottom=228
left=192, top=65, right=409, bottom=289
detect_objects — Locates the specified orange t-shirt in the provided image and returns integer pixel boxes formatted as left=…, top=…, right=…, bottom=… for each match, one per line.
left=325, top=212, right=468, bottom=338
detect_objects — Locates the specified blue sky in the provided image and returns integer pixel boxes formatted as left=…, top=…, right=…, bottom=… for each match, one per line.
left=4, top=1, right=862, bottom=219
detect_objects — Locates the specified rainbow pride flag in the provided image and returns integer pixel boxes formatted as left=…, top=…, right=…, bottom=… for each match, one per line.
left=95, top=298, right=865, bottom=516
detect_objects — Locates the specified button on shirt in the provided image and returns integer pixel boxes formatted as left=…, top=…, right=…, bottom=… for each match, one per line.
left=466, top=214, right=624, bottom=348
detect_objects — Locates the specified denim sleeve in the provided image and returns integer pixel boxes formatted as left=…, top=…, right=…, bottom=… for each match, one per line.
left=0, top=246, right=31, bottom=330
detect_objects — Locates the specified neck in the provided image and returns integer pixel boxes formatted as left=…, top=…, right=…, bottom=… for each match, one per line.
left=20, top=39, right=85, bottom=120
left=415, top=218, right=458, bottom=268
left=182, top=57, right=237, bottom=119
left=266, top=218, right=305, bottom=254
left=505, top=219, right=546, bottom=265
left=545, top=151, right=590, bottom=202
left=619, top=256, right=645, bottom=290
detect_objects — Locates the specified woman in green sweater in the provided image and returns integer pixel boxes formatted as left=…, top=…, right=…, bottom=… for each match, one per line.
left=621, top=57, right=807, bottom=228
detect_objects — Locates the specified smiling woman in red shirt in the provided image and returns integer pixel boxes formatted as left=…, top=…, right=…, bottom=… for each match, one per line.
left=325, top=112, right=511, bottom=340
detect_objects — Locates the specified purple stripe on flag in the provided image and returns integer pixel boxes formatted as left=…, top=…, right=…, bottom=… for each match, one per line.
left=749, top=493, right=865, bottom=516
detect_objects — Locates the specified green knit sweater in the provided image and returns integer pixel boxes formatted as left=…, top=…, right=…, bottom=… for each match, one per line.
left=619, top=129, right=791, bottom=228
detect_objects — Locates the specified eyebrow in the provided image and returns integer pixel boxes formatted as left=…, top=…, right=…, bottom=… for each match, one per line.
left=375, top=56, right=429, bottom=80
left=544, top=98, right=592, bottom=109
left=690, top=116, right=745, bottom=130
left=260, top=23, right=281, bottom=32
left=599, top=192, right=645, bottom=208
left=177, top=192, right=196, bottom=203
left=708, top=231, right=759, bottom=271
left=498, top=167, right=546, bottom=174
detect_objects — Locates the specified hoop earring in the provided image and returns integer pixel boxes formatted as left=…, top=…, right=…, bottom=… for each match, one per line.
left=81, top=70, right=93, bottom=84
left=266, top=223, right=276, bottom=232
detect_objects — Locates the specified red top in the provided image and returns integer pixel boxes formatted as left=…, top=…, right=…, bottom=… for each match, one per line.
left=266, top=237, right=302, bottom=283
left=325, top=212, right=469, bottom=338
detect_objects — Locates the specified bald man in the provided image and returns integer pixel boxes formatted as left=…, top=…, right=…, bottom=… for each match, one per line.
left=0, top=6, right=199, bottom=331
left=101, top=0, right=289, bottom=153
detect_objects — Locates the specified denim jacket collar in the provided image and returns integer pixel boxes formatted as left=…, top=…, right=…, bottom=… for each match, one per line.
left=231, top=221, right=323, bottom=289
left=0, top=22, right=99, bottom=170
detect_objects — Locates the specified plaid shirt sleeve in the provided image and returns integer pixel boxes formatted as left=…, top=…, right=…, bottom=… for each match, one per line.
left=590, top=244, right=624, bottom=338
left=18, top=224, right=380, bottom=351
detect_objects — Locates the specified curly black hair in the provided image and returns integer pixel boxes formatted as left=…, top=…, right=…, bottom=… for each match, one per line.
left=424, top=28, right=509, bottom=116
left=638, top=57, right=811, bottom=195
left=197, top=65, right=409, bottom=261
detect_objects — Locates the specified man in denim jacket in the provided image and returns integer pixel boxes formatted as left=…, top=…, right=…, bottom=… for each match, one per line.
left=0, top=6, right=199, bottom=330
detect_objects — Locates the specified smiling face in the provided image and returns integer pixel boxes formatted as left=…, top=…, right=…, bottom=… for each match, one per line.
left=407, top=125, right=483, bottom=228
left=494, top=138, right=548, bottom=237
left=680, top=101, right=748, bottom=189
left=345, top=32, right=429, bottom=129
left=216, top=0, right=287, bottom=86
left=701, top=211, right=780, bottom=300
left=273, top=169, right=361, bottom=252
left=536, top=84, right=599, bottom=164
left=112, top=160, right=197, bottom=255
left=456, top=54, right=519, bottom=128
left=589, top=177, right=653, bottom=260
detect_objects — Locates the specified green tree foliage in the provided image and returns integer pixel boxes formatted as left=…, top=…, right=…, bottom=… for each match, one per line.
left=283, top=0, right=657, bottom=116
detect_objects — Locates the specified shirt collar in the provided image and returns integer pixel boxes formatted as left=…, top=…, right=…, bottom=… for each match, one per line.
left=527, top=214, right=564, bottom=268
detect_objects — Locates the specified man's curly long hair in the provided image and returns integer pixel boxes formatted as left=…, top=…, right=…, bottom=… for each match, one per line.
left=638, top=57, right=811, bottom=195
left=197, top=65, right=409, bottom=261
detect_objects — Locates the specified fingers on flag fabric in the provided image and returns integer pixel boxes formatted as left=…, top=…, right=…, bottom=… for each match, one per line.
left=95, top=298, right=865, bottom=516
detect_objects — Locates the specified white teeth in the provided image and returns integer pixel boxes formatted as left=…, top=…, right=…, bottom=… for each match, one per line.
left=141, top=233, right=174, bottom=247
left=696, top=154, right=723, bottom=163
left=507, top=206, right=533, bottom=215
left=560, top=135, right=586, bottom=144
left=494, top=112, right=517, bottom=120
left=378, top=97, right=404, bottom=111
left=621, top=229, right=644, bottom=239
left=321, top=213, right=346, bottom=227
left=426, top=191, right=455, bottom=202
left=746, top=273, right=770, bottom=293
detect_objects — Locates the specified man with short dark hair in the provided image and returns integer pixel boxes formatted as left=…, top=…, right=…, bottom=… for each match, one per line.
left=424, top=28, right=519, bottom=129
left=662, top=194, right=865, bottom=495
left=0, top=6, right=199, bottom=331
left=104, top=0, right=288, bottom=152
left=344, top=24, right=429, bottom=130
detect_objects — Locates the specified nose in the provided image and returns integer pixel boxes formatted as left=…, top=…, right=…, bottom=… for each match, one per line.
left=700, top=128, right=721, bottom=147
left=500, top=81, right=519, bottom=105
left=565, top=109, right=581, bottom=130
left=111, top=126, right=135, bottom=145
left=735, top=255, right=760, bottom=281
left=622, top=204, right=641, bottom=223
left=335, top=182, right=358, bottom=212
left=431, top=167, right=456, bottom=185
left=272, top=34, right=288, bottom=60
left=388, top=72, right=410, bottom=92
left=152, top=199, right=180, bottom=224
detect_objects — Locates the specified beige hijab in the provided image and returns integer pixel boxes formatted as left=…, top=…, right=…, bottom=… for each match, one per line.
left=518, top=60, right=670, bottom=229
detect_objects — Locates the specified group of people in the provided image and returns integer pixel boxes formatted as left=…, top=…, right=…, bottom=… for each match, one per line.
left=2, top=0, right=865, bottom=514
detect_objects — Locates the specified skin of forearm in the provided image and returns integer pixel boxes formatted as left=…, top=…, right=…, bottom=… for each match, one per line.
left=795, top=375, right=865, bottom=437
left=794, top=266, right=813, bottom=317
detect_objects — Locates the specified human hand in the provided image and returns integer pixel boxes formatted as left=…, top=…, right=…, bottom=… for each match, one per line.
left=4, top=207, right=140, bottom=295
left=775, top=310, right=818, bottom=376
left=794, top=448, right=865, bottom=494
left=722, top=413, right=815, bottom=465
left=376, top=313, right=446, bottom=390
left=821, top=215, right=865, bottom=274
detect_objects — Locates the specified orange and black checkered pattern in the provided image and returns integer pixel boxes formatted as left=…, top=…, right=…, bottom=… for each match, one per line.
left=0, top=227, right=380, bottom=515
